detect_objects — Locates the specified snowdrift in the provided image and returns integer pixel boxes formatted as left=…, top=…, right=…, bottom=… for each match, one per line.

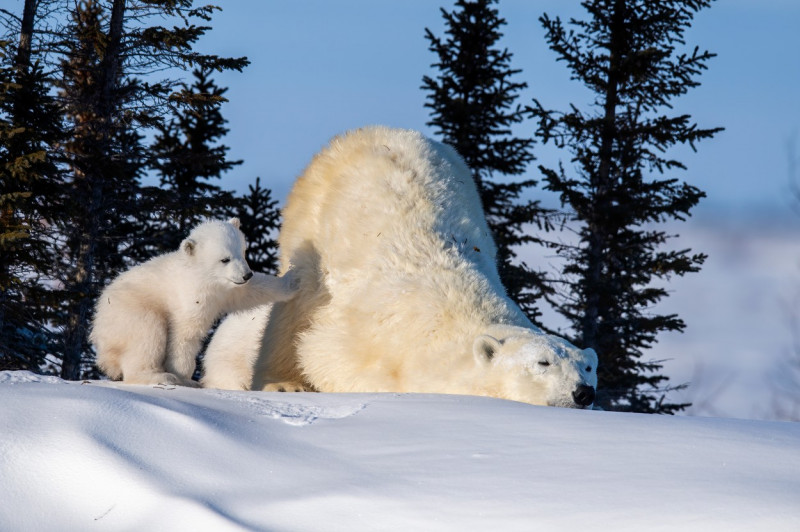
left=1, top=371, right=798, bottom=531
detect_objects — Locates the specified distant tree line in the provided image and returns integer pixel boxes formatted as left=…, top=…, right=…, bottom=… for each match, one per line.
left=0, top=0, right=280, bottom=378
left=423, top=0, right=720, bottom=413
left=2, top=0, right=721, bottom=414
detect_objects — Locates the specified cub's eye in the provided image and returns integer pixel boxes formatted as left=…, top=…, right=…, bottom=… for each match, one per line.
left=221, top=257, right=231, bottom=264
left=586, top=366, right=593, bottom=372
left=538, top=361, right=550, bottom=367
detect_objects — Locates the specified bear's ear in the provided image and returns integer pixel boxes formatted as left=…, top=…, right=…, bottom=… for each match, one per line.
left=181, top=238, right=196, bottom=256
left=473, top=335, right=502, bottom=365
left=583, top=347, right=598, bottom=367
left=228, top=217, right=241, bottom=230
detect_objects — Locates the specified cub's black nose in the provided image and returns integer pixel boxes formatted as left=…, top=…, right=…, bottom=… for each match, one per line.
left=242, top=271, right=253, bottom=282
left=573, top=385, right=596, bottom=407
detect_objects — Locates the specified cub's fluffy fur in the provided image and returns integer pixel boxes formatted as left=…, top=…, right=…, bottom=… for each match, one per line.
left=91, top=218, right=297, bottom=386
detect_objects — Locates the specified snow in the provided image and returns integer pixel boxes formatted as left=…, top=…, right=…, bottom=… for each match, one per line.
left=2, top=371, right=798, bottom=531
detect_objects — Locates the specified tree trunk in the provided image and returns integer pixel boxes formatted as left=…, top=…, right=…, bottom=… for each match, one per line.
left=100, top=0, right=125, bottom=120
left=61, top=0, right=127, bottom=380
left=15, top=0, right=36, bottom=70
left=580, top=0, right=625, bottom=351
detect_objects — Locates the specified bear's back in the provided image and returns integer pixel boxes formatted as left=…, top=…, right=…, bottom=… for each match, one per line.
left=100, top=251, right=188, bottom=311
left=254, top=127, right=534, bottom=391
left=279, top=126, right=500, bottom=284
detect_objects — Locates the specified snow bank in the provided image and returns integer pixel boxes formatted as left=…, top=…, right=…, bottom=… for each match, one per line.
left=1, top=371, right=798, bottom=531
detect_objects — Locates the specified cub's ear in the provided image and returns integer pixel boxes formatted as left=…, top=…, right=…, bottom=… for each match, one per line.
left=181, top=238, right=196, bottom=256
left=227, top=217, right=241, bottom=230
left=473, top=335, right=502, bottom=365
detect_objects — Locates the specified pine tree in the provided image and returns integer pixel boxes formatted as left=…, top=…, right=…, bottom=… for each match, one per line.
left=422, top=0, right=554, bottom=324
left=234, top=177, right=280, bottom=275
left=0, top=43, right=50, bottom=370
left=0, top=0, right=64, bottom=371
left=528, top=0, right=722, bottom=413
left=55, top=0, right=145, bottom=379
left=148, top=67, right=241, bottom=254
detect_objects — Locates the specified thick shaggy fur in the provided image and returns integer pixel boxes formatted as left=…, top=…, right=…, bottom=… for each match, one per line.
left=242, top=127, right=597, bottom=407
left=91, top=218, right=297, bottom=387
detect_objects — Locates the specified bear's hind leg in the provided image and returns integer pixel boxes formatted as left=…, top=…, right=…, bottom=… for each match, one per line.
left=164, top=331, right=204, bottom=386
left=117, top=311, right=190, bottom=386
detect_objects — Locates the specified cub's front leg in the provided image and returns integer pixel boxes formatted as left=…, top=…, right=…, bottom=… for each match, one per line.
left=228, top=269, right=300, bottom=311
left=253, top=269, right=300, bottom=302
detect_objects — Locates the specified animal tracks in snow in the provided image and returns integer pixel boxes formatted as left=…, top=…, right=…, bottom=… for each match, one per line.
left=209, top=391, right=367, bottom=426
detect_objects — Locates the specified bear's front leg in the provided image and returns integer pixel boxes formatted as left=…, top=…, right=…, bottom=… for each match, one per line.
left=226, top=269, right=300, bottom=312
left=255, top=269, right=300, bottom=302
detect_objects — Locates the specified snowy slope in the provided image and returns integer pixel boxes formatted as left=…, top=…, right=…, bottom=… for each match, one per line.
left=1, top=371, right=798, bottom=531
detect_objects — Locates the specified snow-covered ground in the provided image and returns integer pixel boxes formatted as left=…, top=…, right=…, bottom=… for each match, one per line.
left=2, top=371, right=798, bottom=531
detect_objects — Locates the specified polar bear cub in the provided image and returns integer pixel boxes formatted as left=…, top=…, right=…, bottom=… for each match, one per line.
left=200, top=305, right=270, bottom=390
left=91, top=218, right=297, bottom=387
left=245, top=126, right=597, bottom=408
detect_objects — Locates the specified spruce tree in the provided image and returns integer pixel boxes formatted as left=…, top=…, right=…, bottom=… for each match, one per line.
left=0, top=45, right=51, bottom=370
left=528, top=0, right=722, bottom=413
left=56, top=0, right=145, bottom=379
left=0, top=0, right=64, bottom=371
left=148, top=67, right=241, bottom=253
left=233, top=177, right=280, bottom=275
left=422, top=0, right=554, bottom=323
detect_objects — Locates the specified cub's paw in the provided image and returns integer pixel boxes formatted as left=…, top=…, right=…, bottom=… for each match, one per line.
left=279, top=269, right=301, bottom=296
left=259, top=269, right=300, bottom=302
left=263, top=381, right=310, bottom=393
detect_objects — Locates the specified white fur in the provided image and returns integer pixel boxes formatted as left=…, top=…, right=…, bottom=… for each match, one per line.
left=248, top=126, right=597, bottom=407
left=90, top=218, right=298, bottom=387
left=200, top=306, right=270, bottom=390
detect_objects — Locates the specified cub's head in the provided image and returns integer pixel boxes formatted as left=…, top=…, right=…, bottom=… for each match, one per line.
left=180, top=218, right=253, bottom=286
left=474, top=328, right=598, bottom=409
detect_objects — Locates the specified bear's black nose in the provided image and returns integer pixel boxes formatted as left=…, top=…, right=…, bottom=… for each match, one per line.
left=573, top=385, right=595, bottom=407
left=242, top=271, right=253, bottom=282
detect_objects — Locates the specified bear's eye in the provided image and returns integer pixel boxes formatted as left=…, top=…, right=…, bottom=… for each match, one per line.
left=538, top=361, right=550, bottom=367
left=221, top=257, right=231, bottom=264
left=586, top=366, right=593, bottom=372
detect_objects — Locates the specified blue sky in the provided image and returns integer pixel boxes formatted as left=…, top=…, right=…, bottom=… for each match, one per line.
left=202, top=0, right=800, bottom=219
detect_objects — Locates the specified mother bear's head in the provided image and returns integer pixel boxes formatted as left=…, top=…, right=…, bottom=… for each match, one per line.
left=473, top=326, right=598, bottom=409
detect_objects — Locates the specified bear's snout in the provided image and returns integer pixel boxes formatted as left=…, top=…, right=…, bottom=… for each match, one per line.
left=572, top=384, right=595, bottom=407
left=242, top=271, right=253, bottom=282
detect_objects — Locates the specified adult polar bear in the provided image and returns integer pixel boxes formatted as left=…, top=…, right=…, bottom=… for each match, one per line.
left=216, top=127, right=597, bottom=408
